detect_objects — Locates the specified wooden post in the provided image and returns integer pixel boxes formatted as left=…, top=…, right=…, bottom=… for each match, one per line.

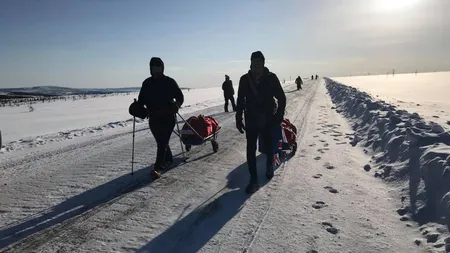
left=0, top=130, right=2, bottom=148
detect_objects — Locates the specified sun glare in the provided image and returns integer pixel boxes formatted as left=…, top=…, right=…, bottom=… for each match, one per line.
left=373, top=0, right=421, bottom=13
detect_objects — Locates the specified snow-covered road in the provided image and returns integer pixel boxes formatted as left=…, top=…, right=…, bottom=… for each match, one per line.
left=0, top=80, right=426, bottom=252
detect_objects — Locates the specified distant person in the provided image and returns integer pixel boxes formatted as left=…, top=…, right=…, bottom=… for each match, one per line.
left=311, top=75, right=314, bottom=80
left=137, top=57, right=184, bottom=179
left=295, top=76, right=303, bottom=90
left=222, top=75, right=236, bottom=112
left=235, top=51, right=286, bottom=194
left=315, top=74, right=319, bottom=80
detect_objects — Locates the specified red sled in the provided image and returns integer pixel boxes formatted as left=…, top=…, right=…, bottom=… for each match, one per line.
left=179, top=115, right=221, bottom=152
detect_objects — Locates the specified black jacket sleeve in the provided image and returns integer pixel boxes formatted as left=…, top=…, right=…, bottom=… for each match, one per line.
left=171, top=78, right=184, bottom=107
left=270, top=74, right=286, bottom=115
left=137, top=80, right=148, bottom=106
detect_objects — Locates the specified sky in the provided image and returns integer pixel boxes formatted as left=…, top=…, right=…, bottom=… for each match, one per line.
left=0, top=0, right=449, bottom=89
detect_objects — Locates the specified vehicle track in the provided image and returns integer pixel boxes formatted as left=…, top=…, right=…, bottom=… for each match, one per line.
left=1, top=83, right=308, bottom=253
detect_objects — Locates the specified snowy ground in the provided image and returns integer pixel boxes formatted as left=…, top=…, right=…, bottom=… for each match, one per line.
left=332, top=72, right=450, bottom=131
left=325, top=77, right=450, bottom=252
left=1, top=79, right=442, bottom=253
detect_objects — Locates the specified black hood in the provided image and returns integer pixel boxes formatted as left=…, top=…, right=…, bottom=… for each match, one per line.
left=149, top=57, right=164, bottom=76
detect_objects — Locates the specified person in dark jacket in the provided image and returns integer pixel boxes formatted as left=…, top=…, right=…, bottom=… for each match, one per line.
left=222, top=75, right=236, bottom=112
left=138, top=57, right=184, bottom=179
left=235, top=51, right=286, bottom=194
left=295, top=76, right=303, bottom=90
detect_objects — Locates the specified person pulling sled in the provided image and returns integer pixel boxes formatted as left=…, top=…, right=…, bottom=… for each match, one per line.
left=235, top=51, right=286, bottom=194
left=130, top=57, right=184, bottom=180
left=295, top=76, right=303, bottom=90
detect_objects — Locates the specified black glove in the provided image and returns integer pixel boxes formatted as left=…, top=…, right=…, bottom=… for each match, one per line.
left=129, top=100, right=148, bottom=119
left=235, top=111, right=246, bottom=134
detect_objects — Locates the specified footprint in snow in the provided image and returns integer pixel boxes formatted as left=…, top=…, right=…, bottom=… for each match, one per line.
left=319, top=140, right=326, bottom=143
left=309, top=143, right=316, bottom=147
left=336, top=142, right=347, bottom=145
left=333, top=138, right=341, bottom=142
left=321, top=222, right=339, bottom=234
left=317, top=148, right=330, bottom=154
left=324, top=186, right=339, bottom=193
left=313, top=174, right=322, bottom=179
left=314, top=156, right=322, bottom=161
left=323, top=143, right=329, bottom=147
left=313, top=135, right=319, bottom=138
left=312, top=201, right=327, bottom=209
left=324, top=163, right=335, bottom=170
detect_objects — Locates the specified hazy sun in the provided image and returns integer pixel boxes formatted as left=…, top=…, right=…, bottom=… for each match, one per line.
left=373, top=0, right=421, bottom=13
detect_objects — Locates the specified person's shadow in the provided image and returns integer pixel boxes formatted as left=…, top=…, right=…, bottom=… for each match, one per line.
left=136, top=154, right=283, bottom=253
left=0, top=158, right=184, bottom=249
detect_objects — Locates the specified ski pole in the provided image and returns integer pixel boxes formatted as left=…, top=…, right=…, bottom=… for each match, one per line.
left=131, top=99, right=137, bottom=176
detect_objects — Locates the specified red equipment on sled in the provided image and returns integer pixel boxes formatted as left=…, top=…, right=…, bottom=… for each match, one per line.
left=179, top=115, right=221, bottom=152
left=258, top=118, right=298, bottom=165
left=279, top=118, right=298, bottom=155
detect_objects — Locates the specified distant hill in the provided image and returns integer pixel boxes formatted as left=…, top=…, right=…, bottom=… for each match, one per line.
left=0, top=85, right=192, bottom=97
left=0, top=86, right=140, bottom=97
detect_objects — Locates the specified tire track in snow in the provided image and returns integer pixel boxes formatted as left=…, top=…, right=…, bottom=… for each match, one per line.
left=241, top=80, right=318, bottom=253
left=197, top=81, right=318, bottom=253
left=1, top=83, right=303, bottom=252
left=0, top=106, right=234, bottom=252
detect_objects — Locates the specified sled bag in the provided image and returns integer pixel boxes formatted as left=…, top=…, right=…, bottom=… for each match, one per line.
left=181, top=115, right=220, bottom=140
left=281, top=119, right=297, bottom=145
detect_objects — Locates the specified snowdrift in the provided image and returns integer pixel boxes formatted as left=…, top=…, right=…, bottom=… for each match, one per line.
left=324, top=77, right=450, bottom=231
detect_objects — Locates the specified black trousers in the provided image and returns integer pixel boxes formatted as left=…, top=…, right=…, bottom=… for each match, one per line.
left=245, top=125, right=274, bottom=182
left=149, top=115, right=176, bottom=169
left=224, top=95, right=236, bottom=112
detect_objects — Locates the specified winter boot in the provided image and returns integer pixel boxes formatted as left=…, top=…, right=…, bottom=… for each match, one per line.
left=246, top=178, right=260, bottom=194
left=266, top=165, right=274, bottom=180
left=150, top=168, right=161, bottom=180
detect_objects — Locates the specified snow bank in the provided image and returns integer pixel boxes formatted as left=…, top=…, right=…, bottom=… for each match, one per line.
left=324, top=78, right=450, bottom=232
left=332, top=72, right=450, bottom=131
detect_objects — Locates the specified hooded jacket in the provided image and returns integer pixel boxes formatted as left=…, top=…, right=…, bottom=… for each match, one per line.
left=138, top=58, right=184, bottom=116
left=222, top=79, right=235, bottom=97
left=236, top=67, right=286, bottom=127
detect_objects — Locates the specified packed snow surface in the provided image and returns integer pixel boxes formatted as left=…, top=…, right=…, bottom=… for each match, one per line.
left=1, top=80, right=442, bottom=253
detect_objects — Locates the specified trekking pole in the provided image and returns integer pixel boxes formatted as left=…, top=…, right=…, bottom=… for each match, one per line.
left=131, top=99, right=137, bottom=176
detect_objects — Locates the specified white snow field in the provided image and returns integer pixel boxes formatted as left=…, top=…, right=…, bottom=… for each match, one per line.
left=332, top=72, right=450, bottom=131
left=0, top=85, right=240, bottom=154
left=2, top=79, right=443, bottom=253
